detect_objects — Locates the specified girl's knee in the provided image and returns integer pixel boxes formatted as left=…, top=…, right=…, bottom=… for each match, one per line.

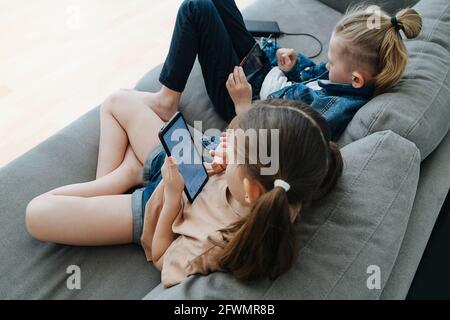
left=101, top=90, right=131, bottom=115
left=180, top=0, right=214, bottom=15
left=25, top=195, right=52, bottom=241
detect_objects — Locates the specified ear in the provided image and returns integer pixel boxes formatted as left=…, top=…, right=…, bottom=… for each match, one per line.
left=243, top=178, right=265, bottom=205
left=351, top=71, right=366, bottom=89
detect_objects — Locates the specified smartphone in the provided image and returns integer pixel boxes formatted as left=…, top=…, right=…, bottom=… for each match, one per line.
left=239, top=42, right=267, bottom=80
left=158, top=112, right=209, bottom=203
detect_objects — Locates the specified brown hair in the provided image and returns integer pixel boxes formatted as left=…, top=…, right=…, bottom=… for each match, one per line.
left=335, top=6, right=422, bottom=94
left=211, top=99, right=343, bottom=282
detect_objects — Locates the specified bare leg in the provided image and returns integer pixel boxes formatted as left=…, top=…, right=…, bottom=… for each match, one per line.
left=25, top=146, right=143, bottom=246
left=26, top=194, right=133, bottom=246
left=96, top=89, right=169, bottom=179
left=52, top=146, right=143, bottom=197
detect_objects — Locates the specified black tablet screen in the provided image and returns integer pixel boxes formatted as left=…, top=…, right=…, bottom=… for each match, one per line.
left=160, top=113, right=208, bottom=202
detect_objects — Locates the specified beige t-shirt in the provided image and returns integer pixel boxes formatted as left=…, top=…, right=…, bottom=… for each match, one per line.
left=140, top=171, right=249, bottom=288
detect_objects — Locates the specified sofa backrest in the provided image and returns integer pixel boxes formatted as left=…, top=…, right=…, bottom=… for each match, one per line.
left=318, top=0, right=420, bottom=14
left=338, top=0, right=450, bottom=160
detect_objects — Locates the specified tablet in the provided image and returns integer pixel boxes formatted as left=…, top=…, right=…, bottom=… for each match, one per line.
left=158, top=112, right=209, bottom=203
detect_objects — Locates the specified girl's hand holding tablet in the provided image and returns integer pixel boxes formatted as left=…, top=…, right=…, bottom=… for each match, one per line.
left=161, top=156, right=185, bottom=201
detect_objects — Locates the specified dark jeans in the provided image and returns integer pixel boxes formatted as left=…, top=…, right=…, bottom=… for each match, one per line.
left=159, top=0, right=257, bottom=123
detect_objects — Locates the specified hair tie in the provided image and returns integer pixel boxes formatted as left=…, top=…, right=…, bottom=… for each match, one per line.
left=390, top=16, right=401, bottom=31
left=274, top=179, right=291, bottom=192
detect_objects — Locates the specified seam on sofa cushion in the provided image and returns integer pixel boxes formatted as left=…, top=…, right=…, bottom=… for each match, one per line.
left=428, top=2, right=450, bottom=43
left=261, top=132, right=387, bottom=300
left=323, top=148, right=420, bottom=299
left=300, top=133, right=386, bottom=253
left=404, top=1, right=450, bottom=140
left=406, top=65, right=450, bottom=138
left=366, top=101, right=390, bottom=136
left=408, top=1, right=449, bottom=76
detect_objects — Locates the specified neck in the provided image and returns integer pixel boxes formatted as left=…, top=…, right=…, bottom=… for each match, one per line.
left=226, top=187, right=248, bottom=215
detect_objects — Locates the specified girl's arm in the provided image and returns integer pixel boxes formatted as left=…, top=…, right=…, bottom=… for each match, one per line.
left=261, top=37, right=328, bottom=83
left=152, top=194, right=183, bottom=269
left=151, top=157, right=185, bottom=265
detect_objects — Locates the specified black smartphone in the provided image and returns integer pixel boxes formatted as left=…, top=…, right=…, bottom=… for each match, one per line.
left=239, top=41, right=271, bottom=81
left=158, top=112, right=209, bottom=203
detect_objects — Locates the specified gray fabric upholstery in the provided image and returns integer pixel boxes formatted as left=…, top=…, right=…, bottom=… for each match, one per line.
left=0, top=108, right=161, bottom=299
left=135, top=0, right=342, bottom=131
left=338, top=0, right=450, bottom=160
left=144, top=130, right=421, bottom=300
left=318, top=0, right=419, bottom=14
left=0, top=0, right=449, bottom=300
left=381, top=130, right=450, bottom=299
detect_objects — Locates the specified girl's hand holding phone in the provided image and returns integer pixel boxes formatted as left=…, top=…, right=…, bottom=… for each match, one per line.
left=226, top=66, right=252, bottom=115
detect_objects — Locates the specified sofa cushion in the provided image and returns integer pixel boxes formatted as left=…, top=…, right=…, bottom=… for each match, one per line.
left=381, top=130, right=450, bottom=299
left=0, top=108, right=161, bottom=299
left=338, top=0, right=450, bottom=160
left=144, top=130, right=421, bottom=300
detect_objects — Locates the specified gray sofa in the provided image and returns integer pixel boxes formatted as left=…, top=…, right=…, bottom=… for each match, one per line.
left=0, top=0, right=449, bottom=300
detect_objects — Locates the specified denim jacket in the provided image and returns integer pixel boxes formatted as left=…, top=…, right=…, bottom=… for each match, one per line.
left=260, top=37, right=374, bottom=141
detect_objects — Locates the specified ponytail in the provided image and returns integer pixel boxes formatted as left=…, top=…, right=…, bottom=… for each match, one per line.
left=312, top=141, right=343, bottom=201
left=396, top=8, right=423, bottom=40
left=215, top=187, right=297, bottom=282
left=376, top=8, right=422, bottom=94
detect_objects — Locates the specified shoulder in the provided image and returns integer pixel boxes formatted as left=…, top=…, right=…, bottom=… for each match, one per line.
left=187, top=231, right=227, bottom=274
left=161, top=232, right=227, bottom=287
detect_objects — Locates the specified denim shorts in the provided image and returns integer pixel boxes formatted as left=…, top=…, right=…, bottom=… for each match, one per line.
left=131, top=144, right=166, bottom=245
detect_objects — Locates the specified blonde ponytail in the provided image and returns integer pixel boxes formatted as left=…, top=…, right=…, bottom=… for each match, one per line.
left=396, top=8, right=423, bottom=39
left=335, top=6, right=422, bottom=94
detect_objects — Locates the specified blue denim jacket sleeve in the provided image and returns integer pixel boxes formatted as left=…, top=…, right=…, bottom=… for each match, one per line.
left=267, top=82, right=318, bottom=105
left=261, top=37, right=328, bottom=83
left=320, top=96, right=369, bottom=141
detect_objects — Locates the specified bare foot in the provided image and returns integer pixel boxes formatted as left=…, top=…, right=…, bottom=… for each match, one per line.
left=145, top=91, right=179, bottom=122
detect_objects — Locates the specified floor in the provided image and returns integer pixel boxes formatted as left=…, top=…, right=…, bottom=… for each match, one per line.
left=0, top=0, right=255, bottom=168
